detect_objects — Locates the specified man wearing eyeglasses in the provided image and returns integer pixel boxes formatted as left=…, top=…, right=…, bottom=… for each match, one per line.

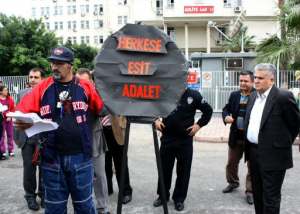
left=15, top=46, right=104, bottom=214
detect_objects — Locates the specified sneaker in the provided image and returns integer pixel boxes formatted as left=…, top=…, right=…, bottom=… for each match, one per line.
left=222, top=183, right=239, bottom=193
left=26, top=198, right=40, bottom=211
left=97, top=208, right=110, bottom=214
left=9, top=152, right=15, bottom=157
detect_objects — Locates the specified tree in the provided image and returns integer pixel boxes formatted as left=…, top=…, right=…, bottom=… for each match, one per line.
left=64, top=42, right=99, bottom=71
left=222, top=26, right=256, bottom=52
left=0, top=14, right=58, bottom=75
left=256, top=0, right=300, bottom=70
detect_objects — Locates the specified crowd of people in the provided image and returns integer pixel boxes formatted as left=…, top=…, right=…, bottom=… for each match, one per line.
left=0, top=46, right=299, bottom=214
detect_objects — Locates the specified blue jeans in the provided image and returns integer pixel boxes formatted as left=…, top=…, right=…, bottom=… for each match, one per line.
left=42, top=153, right=96, bottom=214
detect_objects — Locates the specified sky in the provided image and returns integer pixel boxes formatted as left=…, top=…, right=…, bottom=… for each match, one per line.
left=0, top=0, right=31, bottom=18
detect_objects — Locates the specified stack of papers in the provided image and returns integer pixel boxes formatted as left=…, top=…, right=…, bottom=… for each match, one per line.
left=0, top=104, right=8, bottom=113
left=7, top=111, right=59, bottom=137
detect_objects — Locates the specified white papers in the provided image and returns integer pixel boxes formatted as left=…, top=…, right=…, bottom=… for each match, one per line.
left=7, top=111, right=59, bottom=137
left=0, top=104, right=8, bottom=112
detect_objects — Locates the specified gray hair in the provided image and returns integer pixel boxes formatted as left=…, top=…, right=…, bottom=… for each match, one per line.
left=254, top=63, right=276, bottom=78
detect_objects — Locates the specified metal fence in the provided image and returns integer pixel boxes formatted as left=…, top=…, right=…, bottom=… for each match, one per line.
left=195, top=70, right=299, bottom=112
left=0, top=76, right=28, bottom=102
left=0, top=71, right=299, bottom=112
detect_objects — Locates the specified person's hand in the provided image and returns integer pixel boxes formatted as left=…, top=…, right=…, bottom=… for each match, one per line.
left=13, top=119, right=33, bottom=130
left=155, top=119, right=165, bottom=131
left=187, top=123, right=201, bottom=136
left=224, top=116, right=234, bottom=124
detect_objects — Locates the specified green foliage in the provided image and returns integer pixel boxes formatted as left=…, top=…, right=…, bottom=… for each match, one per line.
left=256, top=0, right=300, bottom=69
left=0, top=14, right=99, bottom=76
left=222, top=27, right=256, bottom=52
left=64, top=42, right=99, bottom=71
left=0, top=13, right=58, bottom=75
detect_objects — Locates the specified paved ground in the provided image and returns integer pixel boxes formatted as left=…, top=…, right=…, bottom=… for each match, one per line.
left=0, top=116, right=300, bottom=214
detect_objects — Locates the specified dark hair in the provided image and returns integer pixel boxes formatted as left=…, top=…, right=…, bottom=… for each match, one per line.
left=76, top=68, right=92, bottom=80
left=0, top=85, right=10, bottom=97
left=240, top=70, right=254, bottom=81
left=29, top=67, right=45, bottom=78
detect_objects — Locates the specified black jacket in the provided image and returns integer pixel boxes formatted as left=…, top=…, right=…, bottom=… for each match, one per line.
left=222, top=90, right=248, bottom=148
left=245, top=86, right=300, bottom=170
left=162, top=88, right=213, bottom=139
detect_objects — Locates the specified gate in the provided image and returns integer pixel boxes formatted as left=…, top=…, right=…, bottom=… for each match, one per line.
left=191, top=70, right=298, bottom=112
left=0, top=76, right=28, bottom=102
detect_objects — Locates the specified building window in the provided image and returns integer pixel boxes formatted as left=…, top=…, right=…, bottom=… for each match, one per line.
left=72, top=21, right=77, bottom=30
left=41, top=7, right=50, bottom=18
left=59, top=21, right=63, bottom=30
left=32, top=8, right=36, bottom=17
left=118, top=0, right=127, bottom=5
left=156, top=0, right=163, bottom=15
left=123, top=16, right=127, bottom=24
left=67, top=36, right=72, bottom=43
left=94, top=20, right=103, bottom=29
left=167, top=27, right=176, bottom=41
left=81, top=36, right=85, bottom=44
left=99, top=35, right=104, bottom=44
left=224, top=0, right=242, bottom=8
left=54, top=22, right=58, bottom=30
left=72, top=36, right=77, bottom=44
left=167, top=0, right=175, bottom=8
left=94, top=4, right=103, bottom=15
left=94, top=35, right=98, bottom=44
left=80, top=20, right=89, bottom=29
left=80, top=4, right=89, bottom=15
left=86, top=36, right=90, bottom=44
left=68, top=21, right=72, bottom=29
left=45, top=22, right=50, bottom=30
left=117, top=16, right=122, bottom=25
left=54, top=6, right=63, bottom=15
left=68, top=5, right=76, bottom=14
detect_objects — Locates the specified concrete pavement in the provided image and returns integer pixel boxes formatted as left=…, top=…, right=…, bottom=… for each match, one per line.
left=0, top=122, right=300, bottom=214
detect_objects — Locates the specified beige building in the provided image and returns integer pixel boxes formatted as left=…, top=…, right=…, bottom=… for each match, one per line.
left=30, top=0, right=131, bottom=48
left=30, top=0, right=280, bottom=58
left=131, top=0, right=280, bottom=58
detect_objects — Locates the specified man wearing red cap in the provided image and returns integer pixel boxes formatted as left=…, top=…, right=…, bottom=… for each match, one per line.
left=15, top=46, right=104, bottom=214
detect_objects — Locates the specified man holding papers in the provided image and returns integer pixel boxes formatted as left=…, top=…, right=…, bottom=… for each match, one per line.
left=15, top=46, right=104, bottom=214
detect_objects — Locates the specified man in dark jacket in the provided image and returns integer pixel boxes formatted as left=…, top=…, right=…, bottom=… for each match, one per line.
left=222, top=70, right=254, bottom=204
left=245, top=63, right=300, bottom=214
left=14, top=68, right=45, bottom=211
left=153, top=88, right=213, bottom=212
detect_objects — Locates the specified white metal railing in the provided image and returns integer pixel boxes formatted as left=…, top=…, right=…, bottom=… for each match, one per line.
left=0, top=76, right=28, bottom=102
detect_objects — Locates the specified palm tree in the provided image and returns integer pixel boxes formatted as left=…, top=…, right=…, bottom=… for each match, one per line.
left=256, top=0, right=300, bottom=70
left=221, top=26, right=256, bottom=52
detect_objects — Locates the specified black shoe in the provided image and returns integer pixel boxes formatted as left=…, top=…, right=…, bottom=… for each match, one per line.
left=122, top=195, right=132, bottom=204
left=40, top=198, right=45, bottom=208
left=97, top=208, right=111, bottom=214
left=222, top=183, right=239, bottom=193
left=153, top=197, right=169, bottom=207
left=246, top=192, right=254, bottom=205
left=174, top=202, right=184, bottom=211
left=26, top=198, right=40, bottom=211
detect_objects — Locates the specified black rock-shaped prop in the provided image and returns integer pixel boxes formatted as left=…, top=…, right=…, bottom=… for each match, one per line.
left=94, top=24, right=188, bottom=117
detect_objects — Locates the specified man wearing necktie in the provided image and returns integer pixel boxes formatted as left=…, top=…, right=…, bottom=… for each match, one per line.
left=245, top=63, right=300, bottom=214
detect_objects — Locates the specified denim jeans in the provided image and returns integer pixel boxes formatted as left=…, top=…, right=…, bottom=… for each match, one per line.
left=42, top=153, right=96, bottom=214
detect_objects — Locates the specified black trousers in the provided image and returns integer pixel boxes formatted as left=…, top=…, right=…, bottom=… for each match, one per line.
left=21, top=143, right=44, bottom=199
left=157, top=136, right=193, bottom=203
left=104, top=126, right=132, bottom=196
left=249, top=145, right=286, bottom=214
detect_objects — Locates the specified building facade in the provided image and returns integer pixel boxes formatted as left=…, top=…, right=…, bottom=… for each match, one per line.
left=30, top=0, right=131, bottom=48
left=31, top=0, right=280, bottom=58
